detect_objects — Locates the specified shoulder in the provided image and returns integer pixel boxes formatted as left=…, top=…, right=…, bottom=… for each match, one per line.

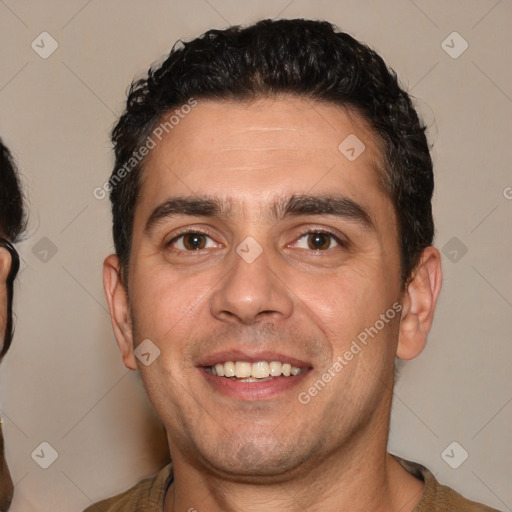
left=394, top=456, right=502, bottom=512
left=419, top=471, right=502, bottom=512
left=82, top=464, right=173, bottom=512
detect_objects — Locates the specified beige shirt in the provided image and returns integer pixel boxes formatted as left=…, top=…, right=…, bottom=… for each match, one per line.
left=84, top=456, right=501, bottom=512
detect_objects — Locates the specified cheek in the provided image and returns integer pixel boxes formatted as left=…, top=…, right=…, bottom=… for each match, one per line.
left=129, top=264, right=213, bottom=348
left=293, top=262, right=396, bottom=348
left=305, top=261, right=383, bottom=306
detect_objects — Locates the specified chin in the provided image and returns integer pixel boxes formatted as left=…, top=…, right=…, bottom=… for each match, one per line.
left=196, top=435, right=311, bottom=481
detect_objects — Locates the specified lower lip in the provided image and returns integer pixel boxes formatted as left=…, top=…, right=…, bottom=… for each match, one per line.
left=200, top=368, right=310, bottom=400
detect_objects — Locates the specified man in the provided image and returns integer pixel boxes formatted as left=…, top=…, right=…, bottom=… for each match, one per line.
left=0, top=138, right=25, bottom=511
left=90, top=19, right=499, bottom=511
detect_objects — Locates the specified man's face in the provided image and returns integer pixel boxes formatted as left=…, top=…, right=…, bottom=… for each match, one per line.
left=122, top=97, right=404, bottom=478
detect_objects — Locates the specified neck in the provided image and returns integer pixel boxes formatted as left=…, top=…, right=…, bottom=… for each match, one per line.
left=164, top=412, right=424, bottom=512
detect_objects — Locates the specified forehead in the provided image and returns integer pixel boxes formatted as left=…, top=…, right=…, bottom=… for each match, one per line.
left=136, top=96, right=390, bottom=221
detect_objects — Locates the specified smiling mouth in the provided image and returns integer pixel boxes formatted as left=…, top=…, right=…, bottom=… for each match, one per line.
left=204, top=361, right=305, bottom=382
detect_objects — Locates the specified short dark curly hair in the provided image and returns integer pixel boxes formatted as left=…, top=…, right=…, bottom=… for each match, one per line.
left=0, top=137, right=25, bottom=359
left=109, top=18, right=434, bottom=286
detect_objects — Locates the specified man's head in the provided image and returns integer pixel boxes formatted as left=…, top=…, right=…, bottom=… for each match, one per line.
left=109, top=18, right=434, bottom=287
left=0, top=138, right=24, bottom=360
left=104, top=19, right=441, bottom=484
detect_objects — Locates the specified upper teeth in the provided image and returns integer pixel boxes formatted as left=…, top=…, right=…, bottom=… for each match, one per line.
left=209, top=361, right=303, bottom=379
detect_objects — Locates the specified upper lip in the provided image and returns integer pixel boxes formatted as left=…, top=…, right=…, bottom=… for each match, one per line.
left=198, top=350, right=311, bottom=369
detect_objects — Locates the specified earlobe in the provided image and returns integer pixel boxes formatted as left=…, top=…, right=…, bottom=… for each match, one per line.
left=103, top=254, right=137, bottom=370
left=397, top=247, right=442, bottom=360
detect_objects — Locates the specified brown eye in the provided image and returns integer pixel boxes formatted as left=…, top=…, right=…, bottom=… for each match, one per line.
left=307, top=232, right=332, bottom=250
left=291, top=231, right=344, bottom=251
left=182, top=233, right=207, bottom=250
left=168, top=232, right=218, bottom=251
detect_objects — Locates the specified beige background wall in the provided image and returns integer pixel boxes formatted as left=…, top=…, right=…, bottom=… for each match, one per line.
left=0, top=0, right=510, bottom=510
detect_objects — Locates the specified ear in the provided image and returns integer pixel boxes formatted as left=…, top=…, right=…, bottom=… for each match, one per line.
left=103, top=254, right=137, bottom=370
left=0, top=246, right=11, bottom=353
left=0, top=246, right=11, bottom=282
left=397, top=246, right=442, bottom=360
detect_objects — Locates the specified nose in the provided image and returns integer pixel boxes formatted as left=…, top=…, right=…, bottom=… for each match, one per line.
left=209, top=244, right=294, bottom=325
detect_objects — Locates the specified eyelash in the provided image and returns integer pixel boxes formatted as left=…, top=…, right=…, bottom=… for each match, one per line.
left=166, top=228, right=347, bottom=252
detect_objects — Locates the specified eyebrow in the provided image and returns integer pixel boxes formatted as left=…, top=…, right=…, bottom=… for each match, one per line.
left=144, top=193, right=375, bottom=235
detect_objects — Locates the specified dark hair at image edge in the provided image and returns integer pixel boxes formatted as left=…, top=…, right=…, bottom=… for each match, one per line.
left=0, top=139, right=24, bottom=242
left=110, top=18, right=434, bottom=286
left=0, top=137, right=26, bottom=359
